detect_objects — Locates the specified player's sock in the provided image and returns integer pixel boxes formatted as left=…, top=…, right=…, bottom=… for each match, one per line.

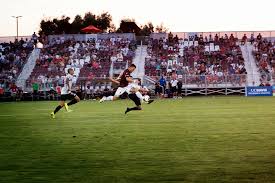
left=129, top=106, right=141, bottom=111
left=125, top=106, right=141, bottom=114
left=67, top=99, right=78, bottom=106
left=54, top=105, right=63, bottom=114
left=135, top=92, right=143, bottom=101
left=125, top=107, right=130, bottom=114
left=105, top=96, right=114, bottom=101
left=99, top=96, right=106, bottom=103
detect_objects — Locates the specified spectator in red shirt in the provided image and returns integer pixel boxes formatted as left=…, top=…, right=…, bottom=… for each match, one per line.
left=241, top=34, right=247, bottom=45
left=257, top=33, right=262, bottom=41
left=9, top=83, right=17, bottom=93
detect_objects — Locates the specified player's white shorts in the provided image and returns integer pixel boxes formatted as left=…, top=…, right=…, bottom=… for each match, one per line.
left=114, top=87, right=128, bottom=97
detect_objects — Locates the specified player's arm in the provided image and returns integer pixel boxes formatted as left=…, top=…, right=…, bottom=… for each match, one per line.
left=109, top=77, right=120, bottom=84
left=126, top=76, right=134, bottom=83
left=68, top=81, right=72, bottom=92
left=116, top=71, right=124, bottom=80
left=64, top=76, right=72, bottom=93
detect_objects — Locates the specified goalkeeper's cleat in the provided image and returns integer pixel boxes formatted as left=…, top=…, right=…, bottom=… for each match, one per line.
left=99, top=96, right=106, bottom=103
left=50, top=112, right=55, bottom=119
left=64, top=103, right=69, bottom=112
left=147, top=100, right=154, bottom=104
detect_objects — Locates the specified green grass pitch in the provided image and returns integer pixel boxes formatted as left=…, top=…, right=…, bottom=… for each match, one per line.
left=1, top=96, right=275, bottom=183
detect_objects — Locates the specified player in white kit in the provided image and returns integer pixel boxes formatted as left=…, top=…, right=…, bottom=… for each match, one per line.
left=51, top=68, right=80, bottom=118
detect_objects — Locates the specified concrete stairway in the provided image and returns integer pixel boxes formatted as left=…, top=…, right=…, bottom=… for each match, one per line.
left=240, top=43, right=261, bottom=86
left=131, top=45, right=147, bottom=79
left=16, top=48, right=40, bottom=89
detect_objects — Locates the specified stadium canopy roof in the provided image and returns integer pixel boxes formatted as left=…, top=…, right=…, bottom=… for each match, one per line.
left=81, top=25, right=101, bottom=33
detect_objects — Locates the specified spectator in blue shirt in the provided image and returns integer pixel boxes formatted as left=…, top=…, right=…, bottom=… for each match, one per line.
left=159, top=76, right=166, bottom=93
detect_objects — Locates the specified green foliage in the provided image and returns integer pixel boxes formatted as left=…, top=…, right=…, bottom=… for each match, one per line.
left=39, top=12, right=168, bottom=36
left=156, top=23, right=169, bottom=33
left=139, top=22, right=154, bottom=36
left=71, top=15, right=84, bottom=34
left=39, top=12, right=112, bottom=35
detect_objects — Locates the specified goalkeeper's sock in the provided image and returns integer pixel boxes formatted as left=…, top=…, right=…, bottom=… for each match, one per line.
left=54, top=105, right=63, bottom=114
left=67, top=99, right=78, bottom=106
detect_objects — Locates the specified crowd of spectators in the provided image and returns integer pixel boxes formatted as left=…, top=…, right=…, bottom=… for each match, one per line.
left=27, top=37, right=136, bottom=96
left=252, top=34, right=275, bottom=86
left=78, top=37, right=136, bottom=82
left=146, top=33, right=247, bottom=88
left=0, top=38, right=34, bottom=99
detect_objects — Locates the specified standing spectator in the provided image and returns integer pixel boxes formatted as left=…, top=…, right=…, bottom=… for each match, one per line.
left=0, top=81, right=4, bottom=97
left=241, top=34, right=247, bottom=45
left=32, top=81, right=39, bottom=100
left=250, top=34, right=255, bottom=44
left=155, top=82, right=162, bottom=98
left=32, top=32, right=38, bottom=46
left=9, top=83, right=17, bottom=101
left=257, top=33, right=262, bottom=41
left=170, top=78, right=178, bottom=98
left=168, top=32, right=173, bottom=42
left=177, top=80, right=183, bottom=97
left=159, top=76, right=166, bottom=93
left=85, top=85, right=92, bottom=100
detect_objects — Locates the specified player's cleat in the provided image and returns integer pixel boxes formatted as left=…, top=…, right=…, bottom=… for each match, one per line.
left=64, top=103, right=69, bottom=111
left=147, top=100, right=154, bottom=104
left=125, top=107, right=130, bottom=114
left=99, top=96, right=106, bottom=103
left=50, top=112, right=55, bottom=119
left=67, top=109, right=73, bottom=113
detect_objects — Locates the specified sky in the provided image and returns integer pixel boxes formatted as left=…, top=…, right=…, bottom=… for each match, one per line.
left=1, top=0, right=275, bottom=36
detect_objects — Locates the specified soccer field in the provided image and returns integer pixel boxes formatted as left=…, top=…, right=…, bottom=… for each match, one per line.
left=1, top=97, right=275, bottom=183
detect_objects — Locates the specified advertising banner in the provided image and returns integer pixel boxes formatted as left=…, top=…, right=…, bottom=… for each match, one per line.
left=246, top=86, right=273, bottom=96
left=85, top=34, right=98, bottom=42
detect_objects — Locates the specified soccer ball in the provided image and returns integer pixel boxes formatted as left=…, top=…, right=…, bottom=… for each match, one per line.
left=143, top=95, right=150, bottom=102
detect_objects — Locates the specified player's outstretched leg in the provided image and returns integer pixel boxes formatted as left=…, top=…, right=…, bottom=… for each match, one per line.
left=125, top=94, right=142, bottom=114
left=125, top=106, right=141, bottom=114
left=135, top=91, right=143, bottom=101
left=100, top=96, right=117, bottom=103
left=66, top=95, right=80, bottom=112
left=51, top=101, right=65, bottom=118
left=64, top=103, right=69, bottom=112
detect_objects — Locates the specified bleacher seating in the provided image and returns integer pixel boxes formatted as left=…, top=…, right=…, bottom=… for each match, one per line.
left=252, top=34, right=275, bottom=85
left=145, top=33, right=247, bottom=86
left=0, top=39, right=33, bottom=89
left=27, top=37, right=136, bottom=91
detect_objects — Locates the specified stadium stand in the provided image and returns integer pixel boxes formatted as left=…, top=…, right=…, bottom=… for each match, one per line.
left=0, top=39, right=34, bottom=93
left=4, top=31, right=275, bottom=101
left=145, top=33, right=247, bottom=87
left=252, top=34, right=275, bottom=86
left=26, top=37, right=136, bottom=94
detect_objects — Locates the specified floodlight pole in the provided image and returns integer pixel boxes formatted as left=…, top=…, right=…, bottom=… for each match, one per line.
left=12, top=16, right=22, bottom=41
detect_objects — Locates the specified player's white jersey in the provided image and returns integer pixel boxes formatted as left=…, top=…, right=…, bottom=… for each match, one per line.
left=61, top=74, right=74, bottom=95
left=126, top=82, right=141, bottom=94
